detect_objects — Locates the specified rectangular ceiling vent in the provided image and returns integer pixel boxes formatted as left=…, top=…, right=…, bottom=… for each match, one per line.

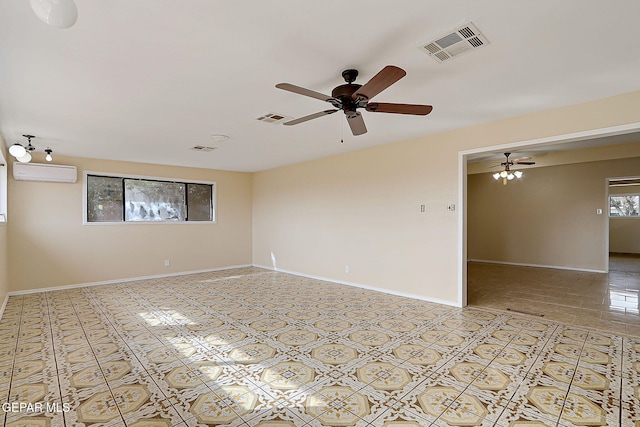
left=420, top=22, right=489, bottom=63
left=257, top=113, right=291, bottom=124
left=191, top=146, right=217, bottom=152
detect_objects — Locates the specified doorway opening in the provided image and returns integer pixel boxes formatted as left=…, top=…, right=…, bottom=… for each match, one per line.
left=458, top=122, right=640, bottom=335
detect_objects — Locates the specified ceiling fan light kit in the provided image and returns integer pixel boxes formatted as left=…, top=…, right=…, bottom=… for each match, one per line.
left=492, top=152, right=534, bottom=185
left=276, top=65, right=432, bottom=136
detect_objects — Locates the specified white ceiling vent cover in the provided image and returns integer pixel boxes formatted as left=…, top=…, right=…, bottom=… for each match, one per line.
left=191, top=146, right=217, bottom=152
left=420, top=22, right=489, bottom=62
left=257, top=113, right=292, bottom=124
left=13, top=162, right=77, bottom=183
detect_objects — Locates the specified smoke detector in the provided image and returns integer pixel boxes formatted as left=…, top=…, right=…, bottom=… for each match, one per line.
left=420, top=22, right=489, bottom=63
left=210, top=134, right=229, bottom=143
left=257, top=113, right=291, bottom=124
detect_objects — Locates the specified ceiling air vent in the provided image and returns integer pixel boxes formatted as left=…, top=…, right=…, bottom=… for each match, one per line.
left=257, top=113, right=291, bottom=124
left=191, top=146, right=217, bottom=152
left=420, top=22, right=489, bottom=63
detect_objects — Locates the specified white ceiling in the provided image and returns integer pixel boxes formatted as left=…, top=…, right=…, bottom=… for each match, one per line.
left=1, top=1, right=640, bottom=172
left=467, top=131, right=640, bottom=163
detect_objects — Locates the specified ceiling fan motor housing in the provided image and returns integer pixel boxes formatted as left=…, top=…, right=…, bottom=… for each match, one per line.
left=331, top=83, right=363, bottom=115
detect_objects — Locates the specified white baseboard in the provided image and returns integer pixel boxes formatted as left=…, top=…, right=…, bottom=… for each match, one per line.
left=468, top=259, right=606, bottom=274
left=0, top=293, right=8, bottom=322
left=7, top=264, right=254, bottom=296
left=253, top=264, right=460, bottom=308
left=4, top=262, right=461, bottom=319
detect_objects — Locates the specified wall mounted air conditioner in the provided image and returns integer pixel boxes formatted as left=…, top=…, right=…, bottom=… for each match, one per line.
left=13, top=162, right=78, bottom=183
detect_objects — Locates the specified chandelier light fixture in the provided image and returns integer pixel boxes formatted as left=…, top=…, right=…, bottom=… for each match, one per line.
left=492, top=152, right=535, bottom=185
left=9, top=135, right=54, bottom=163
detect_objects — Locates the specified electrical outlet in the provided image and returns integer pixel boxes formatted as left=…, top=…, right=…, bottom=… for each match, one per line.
left=345, top=265, right=350, bottom=274
left=164, top=259, right=170, bottom=267
left=420, top=204, right=426, bottom=213
left=447, top=204, right=456, bottom=211
left=596, top=209, right=603, bottom=215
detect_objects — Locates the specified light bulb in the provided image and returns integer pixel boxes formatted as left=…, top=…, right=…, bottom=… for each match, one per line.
left=9, top=143, right=26, bottom=158
left=500, top=171, right=508, bottom=178
left=514, top=170, right=523, bottom=178
left=30, top=0, right=78, bottom=29
left=507, top=173, right=515, bottom=180
left=493, top=173, right=500, bottom=180
left=46, top=153, right=53, bottom=162
left=17, top=152, right=32, bottom=163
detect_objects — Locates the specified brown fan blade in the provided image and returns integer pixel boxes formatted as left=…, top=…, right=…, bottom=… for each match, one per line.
left=276, top=83, right=334, bottom=102
left=515, top=161, right=535, bottom=165
left=347, top=112, right=367, bottom=136
left=352, top=66, right=406, bottom=101
left=283, top=109, right=338, bottom=126
left=366, top=102, right=433, bottom=115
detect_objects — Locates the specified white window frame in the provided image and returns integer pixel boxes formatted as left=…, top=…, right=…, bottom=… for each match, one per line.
left=82, top=170, right=216, bottom=225
left=608, top=192, right=640, bottom=219
left=0, top=151, right=7, bottom=223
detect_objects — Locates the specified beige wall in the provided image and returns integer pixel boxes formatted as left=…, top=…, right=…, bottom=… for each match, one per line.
left=252, top=144, right=460, bottom=304
left=609, top=219, right=640, bottom=254
left=8, top=156, right=252, bottom=292
left=253, top=90, right=640, bottom=305
left=468, top=157, right=640, bottom=271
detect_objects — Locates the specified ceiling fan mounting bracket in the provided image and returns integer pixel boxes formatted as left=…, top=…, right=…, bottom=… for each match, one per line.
left=341, top=69, right=358, bottom=83
left=502, top=152, right=512, bottom=169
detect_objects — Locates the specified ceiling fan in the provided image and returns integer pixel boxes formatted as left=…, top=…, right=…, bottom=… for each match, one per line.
left=275, top=66, right=433, bottom=136
left=492, top=152, right=535, bottom=185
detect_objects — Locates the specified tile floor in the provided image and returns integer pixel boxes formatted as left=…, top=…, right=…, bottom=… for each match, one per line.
left=1, top=267, right=639, bottom=427
left=467, top=254, right=640, bottom=337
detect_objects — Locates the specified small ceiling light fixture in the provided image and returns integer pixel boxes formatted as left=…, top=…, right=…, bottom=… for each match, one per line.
left=13, top=135, right=37, bottom=163
left=492, top=152, right=535, bottom=185
left=29, top=0, right=78, bottom=29
left=210, top=134, right=229, bottom=143
left=9, top=142, right=27, bottom=158
left=17, top=152, right=33, bottom=163
left=9, top=135, right=54, bottom=163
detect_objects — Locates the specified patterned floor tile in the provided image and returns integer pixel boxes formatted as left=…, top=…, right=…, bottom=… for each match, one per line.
left=0, top=268, right=635, bottom=427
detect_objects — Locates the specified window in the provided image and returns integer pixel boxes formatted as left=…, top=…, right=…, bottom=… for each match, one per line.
left=86, top=174, right=215, bottom=223
left=609, top=194, right=639, bottom=217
